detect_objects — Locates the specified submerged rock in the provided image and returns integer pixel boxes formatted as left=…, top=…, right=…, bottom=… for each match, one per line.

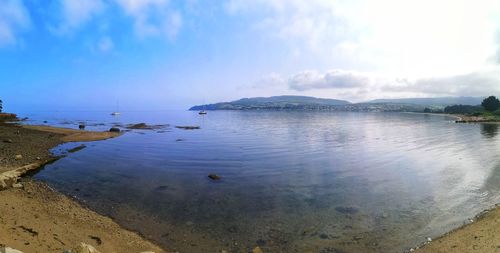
left=252, top=247, right=264, bottom=253
left=208, top=174, right=221, bottom=181
left=68, top=145, right=86, bottom=153
left=335, top=206, right=359, bottom=214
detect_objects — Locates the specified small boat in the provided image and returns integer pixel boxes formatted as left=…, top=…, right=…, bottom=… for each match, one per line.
left=198, top=111, right=207, bottom=115
left=111, top=112, right=121, bottom=116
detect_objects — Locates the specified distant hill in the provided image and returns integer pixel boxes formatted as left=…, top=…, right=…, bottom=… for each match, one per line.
left=366, top=97, right=484, bottom=106
left=190, top=96, right=351, bottom=111
left=190, top=95, right=486, bottom=112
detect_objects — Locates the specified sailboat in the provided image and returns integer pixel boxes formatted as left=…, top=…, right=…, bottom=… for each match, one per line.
left=198, top=100, right=207, bottom=115
left=111, top=101, right=121, bottom=116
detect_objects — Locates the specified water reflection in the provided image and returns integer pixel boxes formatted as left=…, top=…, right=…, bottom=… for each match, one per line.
left=31, top=111, right=500, bottom=253
left=481, top=124, right=499, bottom=138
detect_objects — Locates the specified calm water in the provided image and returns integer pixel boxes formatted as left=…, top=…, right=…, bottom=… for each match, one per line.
left=17, top=110, right=500, bottom=252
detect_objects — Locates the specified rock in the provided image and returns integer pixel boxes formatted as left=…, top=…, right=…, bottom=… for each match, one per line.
left=3, top=139, right=13, bottom=143
left=36, top=157, right=41, bottom=160
left=252, top=247, right=264, bottom=253
left=175, top=125, right=200, bottom=130
left=426, top=237, right=432, bottom=242
left=109, top=127, right=121, bottom=133
left=14, top=155, right=22, bottom=160
left=12, top=183, right=23, bottom=189
left=0, top=247, right=25, bottom=253
left=208, top=174, right=221, bottom=181
left=79, top=124, right=85, bottom=130
left=69, top=242, right=100, bottom=253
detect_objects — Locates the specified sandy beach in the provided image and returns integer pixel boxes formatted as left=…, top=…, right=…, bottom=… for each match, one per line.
left=0, top=118, right=166, bottom=253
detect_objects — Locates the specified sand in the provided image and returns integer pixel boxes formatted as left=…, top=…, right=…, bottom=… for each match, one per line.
left=0, top=121, right=166, bottom=253
left=416, top=207, right=500, bottom=253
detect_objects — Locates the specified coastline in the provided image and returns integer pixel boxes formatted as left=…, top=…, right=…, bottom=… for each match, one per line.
left=415, top=204, right=500, bottom=253
left=0, top=119, right=166, bottom=253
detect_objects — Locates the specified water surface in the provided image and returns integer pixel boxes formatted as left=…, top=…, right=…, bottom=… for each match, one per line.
left=19, top=110, right=500, bottom=252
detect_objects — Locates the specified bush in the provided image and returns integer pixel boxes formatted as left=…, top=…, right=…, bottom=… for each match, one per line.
left=482, top=96, right=500, bottom=112
left=444, top=104, right=482, bottom=114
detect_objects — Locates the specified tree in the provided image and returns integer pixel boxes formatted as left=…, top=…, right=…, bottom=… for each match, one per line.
left=481, top=96, right=500, bottom=112
left=0, top=99, right=2, bottom=113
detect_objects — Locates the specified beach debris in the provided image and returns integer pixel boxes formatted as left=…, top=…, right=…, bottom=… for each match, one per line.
left=88, top=235, right=102, bottom=245
left=252, top=247, right=264, bottom=253
left=109, top=127, right=121, bottom=133
left=208, top=174, right=221, bottom=181
left=175, top=125, right=200, bottom=130
left=0, top=247, right=25, bottom=253
left=3, top=139, right=13, bottom=143
left=14, top=155, right=22, bottom=160
left=79, top=124, right=85, bottom=130
left=68, top=242, right=100, bottom=253
left=68, top=145, right=86, bottom=153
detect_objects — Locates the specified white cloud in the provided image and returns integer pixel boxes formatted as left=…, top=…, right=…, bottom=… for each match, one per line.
left=0, top=0, right=30, bottom=46
left=284, top=68, right=500, bottom=99
left=115, top=0, right=182, bottom=39
left=225, top=0, right=500, bottom=79
left=97, top=36, right=113, bottom=52
left=288, top=70, right=369, bottom=91
left=52, top=0, right=105, bottom=35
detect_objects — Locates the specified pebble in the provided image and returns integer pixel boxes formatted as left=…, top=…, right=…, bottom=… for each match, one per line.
left=252, top=247, right=264, bottom=253
left=12, top=183, right=23, bottom=189
left=14, top=155, right=22, bottom=160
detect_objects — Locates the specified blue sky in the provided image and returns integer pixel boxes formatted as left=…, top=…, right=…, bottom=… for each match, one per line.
left=2, top=0, right=500, bottom=111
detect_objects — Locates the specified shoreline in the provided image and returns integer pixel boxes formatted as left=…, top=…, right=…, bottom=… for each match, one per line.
left=0, top=119, right=167, bottom=253
left=414, top=204, right=500, bottom=253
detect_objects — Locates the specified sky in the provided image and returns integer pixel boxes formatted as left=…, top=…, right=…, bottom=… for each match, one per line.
left=1, top=0, right=500, bottom=111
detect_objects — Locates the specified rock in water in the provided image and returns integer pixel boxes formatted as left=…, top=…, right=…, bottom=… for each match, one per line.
left=79, top=124, right=85, bottom=130
left=14, top=155, right=22, bottom=160
left=208, top=174, right=221, bottom=181
left=109, top=127, right=120, bottom=133
left=69, top=242, right=100, bottom=253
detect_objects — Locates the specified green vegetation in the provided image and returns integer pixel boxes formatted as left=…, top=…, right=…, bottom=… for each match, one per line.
left=481, top=96, right=500, bottom=112
left=443, top=96, right=500, bottom=122
left=0, top=99, right=2, bottom=113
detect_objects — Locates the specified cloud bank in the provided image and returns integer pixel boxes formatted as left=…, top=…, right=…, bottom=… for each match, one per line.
left=0, top=0, right=30, bottom=46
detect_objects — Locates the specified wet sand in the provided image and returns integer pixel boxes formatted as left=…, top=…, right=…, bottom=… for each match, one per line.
left=0, top=120, right=166, bottom=252
left=417, top=207, right=500, bottom=253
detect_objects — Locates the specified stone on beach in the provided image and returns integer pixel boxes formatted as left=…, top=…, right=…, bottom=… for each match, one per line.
left=109, top=127, right=121, bottom=133
left=0, top=247, right=24, bottom=253
left=68, top=242, right=100, bottom=253
left=14, top=155, right=22, bottom=160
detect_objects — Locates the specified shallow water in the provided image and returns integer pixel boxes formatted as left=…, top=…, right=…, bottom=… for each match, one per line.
left=18, top=110, right=500, bottom=252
